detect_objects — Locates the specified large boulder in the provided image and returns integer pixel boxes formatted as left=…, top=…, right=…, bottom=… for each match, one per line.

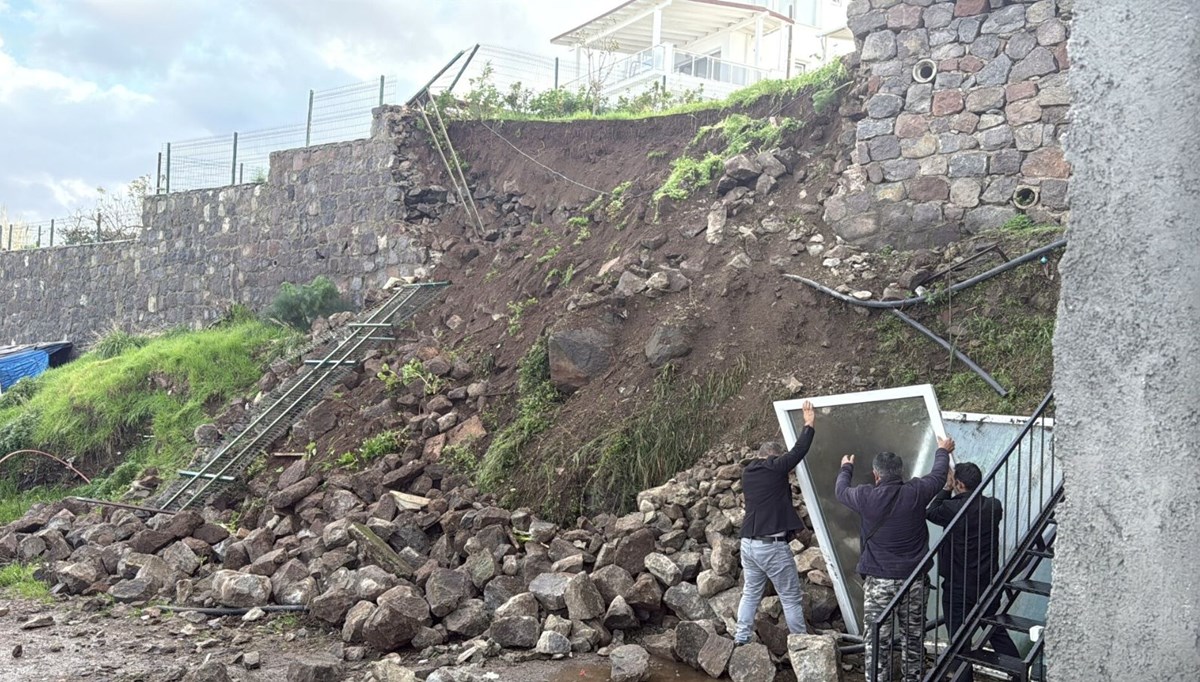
left=425, top=568, right=471, bottom=618
left=535, top=630, right=572, bottom=656
left=211, top=570, right=271, bottom=608
left=663, top=582, right=715, bottom=621
left=563, top=572, right=606, bottom=621
left=697, top=634, right=735, bottom=678
left=644, top=322, right=693, bottom=368
left=363, top=586, right=429, bottom=650
left=490, top=616, right=540, bottom=648
left=603, top=595, right=640, bottom=631
left=442, top=599, right=489, bottom=637
left=787, top=634, right=841, bottom=681
left=613, top=528, right=656, bottom=575
left=644, top=553, right=682, bottom=587
left=729, top=642, right=774, bottom=682
left=547, top=327, right=614, bottom=394
left=674, top=620, right=716, bottom=669
left=609, top=644, right=651, bottom=682
left=529, top=572, right=572, bottom=611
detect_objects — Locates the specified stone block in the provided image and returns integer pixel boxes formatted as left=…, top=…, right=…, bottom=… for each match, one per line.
left=925, top=3, right=954, bottom=29
left=896, top=29, right=930, bottom=60
left=981, top=176, right=1020, bottom=203
left=1040, top=179, right=1070, bottom=209
left=970, top=35, right=1002, bottom=60
left=981, top=4, right=1026, bottom=34
left=857, top=117, right=895, bottom=140
left=861, top=31, right=897, bottom=62
left=974, top=54, right=1012, bottom=86
left=1006, top=99, right=1044, bottom=126
left=895, top=113, right=930, bottom=138
left=901, top=133, right=939, bottom=159
left=787, top=635, right=840, bottom=681
left=905, top=83, right=933, bottom=113
left=964, top=205, right=1018, bottom=232
left=881, top=158, right=920, bottom=182
left=948, top=152, right=989, bottom=177
left=887, top=4, right=922, bottom=29
left=865, top=93, right=905, bottom=119
left=1013, top=124, right=1044, bottom=151
left=950, top=178, right=983, bottom=208
left=966, top=86, right=1006, bottom=112
left=908, top=176, right=951, bottom=202
left=867, top=135, right=902, bottom=161
left=931, top=90, right=965, bottom=116
left=954, top=0, right=988, bottom=18
left=1037, top=18, right=1068, bottom=46
left=1006, top=32, right=1038, bottom=61
left=977, top=125, right=1014, bottom=150
left=1027, top=0, right=1059, bottom=25
left=848, top=9, right=888, bottom=37
left=990, top=149, right=1025, bottom=175
left=1011, top=46, right=1060, bottom=82
left=1022, top=147, right=1071, bottom=178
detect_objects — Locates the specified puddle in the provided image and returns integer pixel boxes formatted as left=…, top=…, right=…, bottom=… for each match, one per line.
left=549, top=657, right=721, bottom=682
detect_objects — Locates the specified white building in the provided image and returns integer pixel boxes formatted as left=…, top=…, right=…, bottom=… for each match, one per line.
left=551, top=0, right=853, bottom=100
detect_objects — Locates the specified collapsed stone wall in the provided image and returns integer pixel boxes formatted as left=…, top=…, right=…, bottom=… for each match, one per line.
left=825, top=0, right=1072, bottom=248
left=0, top=110, right=444, bottom=347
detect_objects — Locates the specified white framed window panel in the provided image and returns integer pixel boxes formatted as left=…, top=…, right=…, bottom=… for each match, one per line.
left=774, top=384, right=949, bottom=636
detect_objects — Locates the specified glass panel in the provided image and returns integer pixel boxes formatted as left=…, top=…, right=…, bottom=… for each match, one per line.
left=775, top=386, right=946, bottom=636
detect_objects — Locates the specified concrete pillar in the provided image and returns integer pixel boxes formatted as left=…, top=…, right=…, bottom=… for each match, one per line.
left=651, top=7, right=662, bottom=47
left=1050, top=2, right=1200, bottom=681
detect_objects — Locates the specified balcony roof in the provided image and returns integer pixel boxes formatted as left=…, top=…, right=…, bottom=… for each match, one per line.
left=552, top=0, right=793, bottom=53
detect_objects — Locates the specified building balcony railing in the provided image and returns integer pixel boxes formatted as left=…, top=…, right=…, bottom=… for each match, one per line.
left=563, top=44, right=780, bottom=99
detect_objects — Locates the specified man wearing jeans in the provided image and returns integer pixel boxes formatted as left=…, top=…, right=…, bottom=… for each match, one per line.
left=734, top=400, right=815, bottom=645
left=836, top=438, right=952, bottom=682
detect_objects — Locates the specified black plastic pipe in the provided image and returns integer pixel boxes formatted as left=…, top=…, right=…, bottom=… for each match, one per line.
left=890, top=309, right=1009, bottom=397
left=783, top=238, right=1067, bottom=309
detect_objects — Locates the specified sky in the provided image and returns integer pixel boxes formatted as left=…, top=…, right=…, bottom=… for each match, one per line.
left=0, top=0, right=613, bottom=221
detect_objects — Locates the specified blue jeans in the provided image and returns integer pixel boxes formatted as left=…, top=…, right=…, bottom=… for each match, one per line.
left=735, top=537, right=808, bottom=642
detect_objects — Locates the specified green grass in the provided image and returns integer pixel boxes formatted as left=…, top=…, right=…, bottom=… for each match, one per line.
left=996, top=214, right=1066, bottom=236
left=653, top=153, right=725, bottom=204
left=874, top=267, right=1056, bottom=414
left=691, top=113, right=801, bottom=155
left=476, top=337, right=560, bottom=489
left=0, top=563, right=51, bottom=601
left=0, top=318, right=299, bottom=522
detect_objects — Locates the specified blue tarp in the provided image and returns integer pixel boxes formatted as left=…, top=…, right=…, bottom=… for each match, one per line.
left=0, top=349, right=49, bottom=390
left=0, top=343, right=71, bottom=390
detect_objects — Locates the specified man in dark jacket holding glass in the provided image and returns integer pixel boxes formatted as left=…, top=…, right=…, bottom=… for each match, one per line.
left=734, top=400, right=815, bottom=645
left=836, top=436, right=953, bottom=682
left=927, top=462, right=1020, bottom=680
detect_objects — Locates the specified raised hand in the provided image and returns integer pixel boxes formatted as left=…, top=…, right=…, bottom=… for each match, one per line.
left=937, top=436, right=955, bottom=453
left=802, top=400, right=815, bottom=427
left=840, top=454, right=855, bottom=467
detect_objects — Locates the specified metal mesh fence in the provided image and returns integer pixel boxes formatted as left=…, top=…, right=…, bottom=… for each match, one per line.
left=1, top=216, right=139, bottom=252
left=157, top=44, right=571, bottom=195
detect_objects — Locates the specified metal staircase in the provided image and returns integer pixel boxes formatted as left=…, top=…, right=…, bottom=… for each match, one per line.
left=154, top=281, right=449, bottom=511
left=868, top=392, right=1060, bottom=682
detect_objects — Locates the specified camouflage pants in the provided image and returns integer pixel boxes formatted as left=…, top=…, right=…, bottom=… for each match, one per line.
left=863, top=575, right=928, bottom=682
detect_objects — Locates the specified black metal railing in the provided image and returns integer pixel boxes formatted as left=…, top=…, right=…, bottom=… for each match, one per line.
left=868, top=391, right=1059, bottom=682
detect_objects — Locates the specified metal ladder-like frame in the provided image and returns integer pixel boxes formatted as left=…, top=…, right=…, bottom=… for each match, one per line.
left=155, top=281, right=449, bottom=510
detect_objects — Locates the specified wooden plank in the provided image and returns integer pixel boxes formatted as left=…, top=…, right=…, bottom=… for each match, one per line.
left=271, top=452, right=306, bottom=458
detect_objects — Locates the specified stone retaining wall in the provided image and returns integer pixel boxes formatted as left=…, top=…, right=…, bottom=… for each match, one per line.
left=825, top=0, right=1072, bottom=248
left=0, top=109, right=447, bottom=347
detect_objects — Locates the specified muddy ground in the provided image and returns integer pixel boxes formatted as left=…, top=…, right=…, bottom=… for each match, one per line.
left=0, top=596, right=728, bottom=682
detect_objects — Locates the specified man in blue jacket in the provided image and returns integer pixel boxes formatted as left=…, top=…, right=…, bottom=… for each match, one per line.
left=734, top=399, right=815, bottom=645
left=836, top=436, right=953, bottom=682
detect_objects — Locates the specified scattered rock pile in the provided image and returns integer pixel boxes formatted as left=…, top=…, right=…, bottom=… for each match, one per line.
left=2, top=438, right=844, bottom=678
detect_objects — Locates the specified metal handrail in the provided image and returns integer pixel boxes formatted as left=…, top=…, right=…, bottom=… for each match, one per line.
left=867, top=391, right=1057, bottom=682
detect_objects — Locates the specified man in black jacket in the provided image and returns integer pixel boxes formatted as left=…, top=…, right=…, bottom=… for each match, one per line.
left=927, top=462, right=1020, bottom=680
left=836, top=437, right=952, bottom=682
left=733, top=399, right=815, bottom=645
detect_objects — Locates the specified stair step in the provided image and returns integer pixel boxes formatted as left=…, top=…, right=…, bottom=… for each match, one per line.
left=1026, top=547, right=1055, bottom=559
left=1007, top=579, right=1052, bottom=596
left=983, top=613, right=1045, bottom=633
left=959, top=648, right=1029, bottom=677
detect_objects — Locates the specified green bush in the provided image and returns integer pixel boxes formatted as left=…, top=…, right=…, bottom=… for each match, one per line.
left=265, top=276, right=352, bottom=331
left=477, top=337, right=560, bottom=488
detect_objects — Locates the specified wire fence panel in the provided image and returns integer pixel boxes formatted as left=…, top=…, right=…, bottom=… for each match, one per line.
left=1, top=216, right=139, bottom=252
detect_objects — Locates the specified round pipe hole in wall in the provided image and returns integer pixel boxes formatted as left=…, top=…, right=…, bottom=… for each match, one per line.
left=912, top=59, right=938, bottom=84
left=1012, top=186, right=1040, bottom=209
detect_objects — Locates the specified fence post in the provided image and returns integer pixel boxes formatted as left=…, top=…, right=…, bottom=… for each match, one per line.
left=239, top=163, right=244, bottom=184
left=306, top=89, right=314, bottom=146
left=50, top=219, right=55, bottom=247
left=379, top=75, right=385, bottom=106
left=555, top=57, right=560, bottom=89
left=156, top=152, right=163, bottom=194
left=95, top=211, right=102, bottom=242
left=7, top=224, right=12, bottom=250
left=37, top=224, right=42, bottom=248
left=231, top=132, right=239, bottom=186
left=165, top=143, right=172, bottom=194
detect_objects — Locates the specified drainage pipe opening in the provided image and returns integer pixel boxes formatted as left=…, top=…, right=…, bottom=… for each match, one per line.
left=1013, top=186, right=1040, bottom=209
left=913, top=59, right=938, bottom=84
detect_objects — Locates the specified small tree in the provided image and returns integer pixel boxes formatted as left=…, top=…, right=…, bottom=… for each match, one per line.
left=62, top=175, right=151, bottom=245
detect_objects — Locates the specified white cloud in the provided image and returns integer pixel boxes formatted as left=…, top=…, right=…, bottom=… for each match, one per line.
left=0, top=0, right=617, bottom=219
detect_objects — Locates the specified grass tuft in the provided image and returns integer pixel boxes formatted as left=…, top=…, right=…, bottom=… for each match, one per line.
left=477, top=337, right=560, bottom=489
left=0, top=563, right=51, bottom=601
